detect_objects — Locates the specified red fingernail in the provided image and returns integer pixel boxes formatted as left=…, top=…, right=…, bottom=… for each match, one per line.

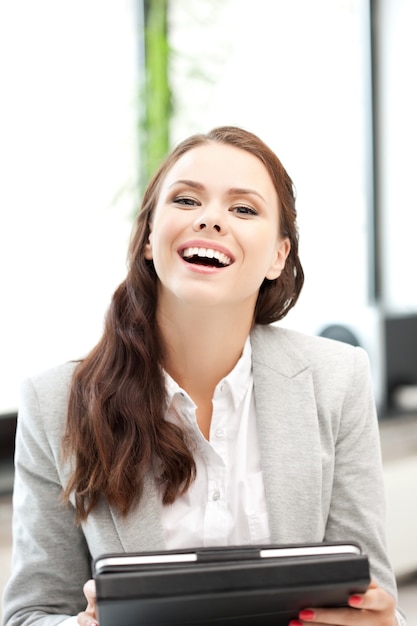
left=349, top=594, right=363, bottom=606
left=299, top=609, right=315, bottom=620
left=289, top=621, right=303, bottom=626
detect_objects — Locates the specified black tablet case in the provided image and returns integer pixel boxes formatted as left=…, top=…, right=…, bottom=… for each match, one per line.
left=94, top=543, right=370, bottom=626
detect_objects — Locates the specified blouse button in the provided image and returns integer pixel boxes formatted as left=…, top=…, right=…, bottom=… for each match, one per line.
left=212, top=489, right=221, bottom=501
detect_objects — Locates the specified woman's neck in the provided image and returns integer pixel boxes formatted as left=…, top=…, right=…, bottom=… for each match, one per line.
left=157, top=303, right=253, bottom=399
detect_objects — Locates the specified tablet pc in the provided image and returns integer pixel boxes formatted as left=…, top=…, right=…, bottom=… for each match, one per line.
left=93, top=542, right=370, bottom=626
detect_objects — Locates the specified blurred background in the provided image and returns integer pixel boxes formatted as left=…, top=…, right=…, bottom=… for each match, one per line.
left=0, top=0, right=416, bottom=622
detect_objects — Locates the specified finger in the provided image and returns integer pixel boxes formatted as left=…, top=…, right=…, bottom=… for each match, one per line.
left=83, top=579, right=97, bottom=614
left=76, top=610, right=98, bottom=626
left=348, top=578, right=377, bottom=609
left=296, top=606, right=358, bottom=624
left=83, top=579, right=97, bottom=602
left=348, top=579, right=396, bottom=613
left=288, top=619, right=334, bottom=626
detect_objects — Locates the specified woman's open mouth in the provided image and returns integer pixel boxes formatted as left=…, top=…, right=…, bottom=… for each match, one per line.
left=180, top=246, right=233, bottom=268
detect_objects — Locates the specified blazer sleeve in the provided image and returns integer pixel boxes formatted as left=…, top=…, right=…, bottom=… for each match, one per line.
left=323, top=347, right=401, bottom=602
left=2, top=374, right=91, bottom=626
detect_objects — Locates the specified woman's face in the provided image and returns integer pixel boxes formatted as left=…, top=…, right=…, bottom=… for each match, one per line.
left=144, top=142, right=290, bottom=315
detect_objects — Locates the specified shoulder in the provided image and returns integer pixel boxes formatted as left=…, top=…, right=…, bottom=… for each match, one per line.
left=251, top=325, right=376, bottom=432
left=21, top=360, right=78, bottom=405
left=18, top=361, right=79, bottom=440
left=251, top=324, right=370, bottom=380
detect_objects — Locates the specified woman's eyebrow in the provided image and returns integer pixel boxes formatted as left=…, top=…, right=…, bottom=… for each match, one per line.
left=227, top=187, right=267, bottom=204
left=168, top=179, right=204, bottom=190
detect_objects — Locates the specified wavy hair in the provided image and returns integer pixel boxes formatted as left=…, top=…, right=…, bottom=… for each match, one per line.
left=63, top=126, right=304, bottom=521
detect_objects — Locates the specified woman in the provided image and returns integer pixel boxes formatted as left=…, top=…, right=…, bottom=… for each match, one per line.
left=3, top=127, right=406, bottom=626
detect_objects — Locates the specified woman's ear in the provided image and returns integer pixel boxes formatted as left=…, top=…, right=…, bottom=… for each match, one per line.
left=265, top=237, right=291, bottom=280
left=144, top=231, right=153, bottom=260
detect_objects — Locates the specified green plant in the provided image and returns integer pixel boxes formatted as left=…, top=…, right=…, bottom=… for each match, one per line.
left=140, top=0, right=171, bottom=192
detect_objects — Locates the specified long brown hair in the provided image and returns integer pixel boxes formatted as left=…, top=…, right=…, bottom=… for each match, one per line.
left=62, top=126, right=304, bottom=521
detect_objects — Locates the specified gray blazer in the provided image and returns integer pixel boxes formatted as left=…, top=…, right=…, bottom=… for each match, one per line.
left=2, top=325, right=402, bottom=625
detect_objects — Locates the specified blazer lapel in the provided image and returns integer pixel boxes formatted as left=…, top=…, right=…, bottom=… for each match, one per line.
left=251, top=325, right=325, bottom=544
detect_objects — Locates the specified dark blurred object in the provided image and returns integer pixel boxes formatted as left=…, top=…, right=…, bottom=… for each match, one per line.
left=318, top=312, right=417, bottom=417
left=319, top=325, right=361, bottom=347
left=0, top=413, right=16, bottom=494
left=385, top=314, right=417, bottom=413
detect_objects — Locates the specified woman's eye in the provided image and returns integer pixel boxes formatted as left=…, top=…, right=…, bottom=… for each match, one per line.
left=173, top=196, right=199, bottom=207
left=233, top=205, right=258, bottom=216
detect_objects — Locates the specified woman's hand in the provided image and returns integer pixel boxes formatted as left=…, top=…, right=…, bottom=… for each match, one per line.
left=289, top=580, right=397, bottom=626
left=77, top=579, right=98, bottom=626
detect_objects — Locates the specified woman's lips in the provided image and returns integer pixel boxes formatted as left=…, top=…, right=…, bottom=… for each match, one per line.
left=178, top=240, right=235, bottom=269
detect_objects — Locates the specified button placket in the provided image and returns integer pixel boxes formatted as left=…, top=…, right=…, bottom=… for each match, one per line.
left=210, top=386, right=229, bottom=460
left=212, top=488, right=221, bottom=501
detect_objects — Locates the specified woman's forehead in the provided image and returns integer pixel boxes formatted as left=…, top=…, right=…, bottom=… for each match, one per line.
left=160, top=143, right=277, bottom=199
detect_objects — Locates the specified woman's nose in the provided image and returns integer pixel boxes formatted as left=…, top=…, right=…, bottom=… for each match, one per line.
left=194, top=220, right=221, bottom=233
left=192, top=205, right=226, bottom=234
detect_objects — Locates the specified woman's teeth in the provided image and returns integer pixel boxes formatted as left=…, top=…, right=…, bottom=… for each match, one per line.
left=182, top=247, right=232, bottom=267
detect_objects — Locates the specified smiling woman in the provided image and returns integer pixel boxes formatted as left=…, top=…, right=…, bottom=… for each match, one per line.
left=2, top=127, right=406, bottom=626
left=143, top=141, right=291, bottom=325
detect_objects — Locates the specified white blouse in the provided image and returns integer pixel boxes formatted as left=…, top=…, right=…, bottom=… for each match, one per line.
left=161, top=337, right=271, bottom=549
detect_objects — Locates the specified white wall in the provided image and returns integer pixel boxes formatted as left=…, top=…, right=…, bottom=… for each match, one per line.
left=377, top=0, right=417, bottom=313
left=0, top=1, right=138, bottom=413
